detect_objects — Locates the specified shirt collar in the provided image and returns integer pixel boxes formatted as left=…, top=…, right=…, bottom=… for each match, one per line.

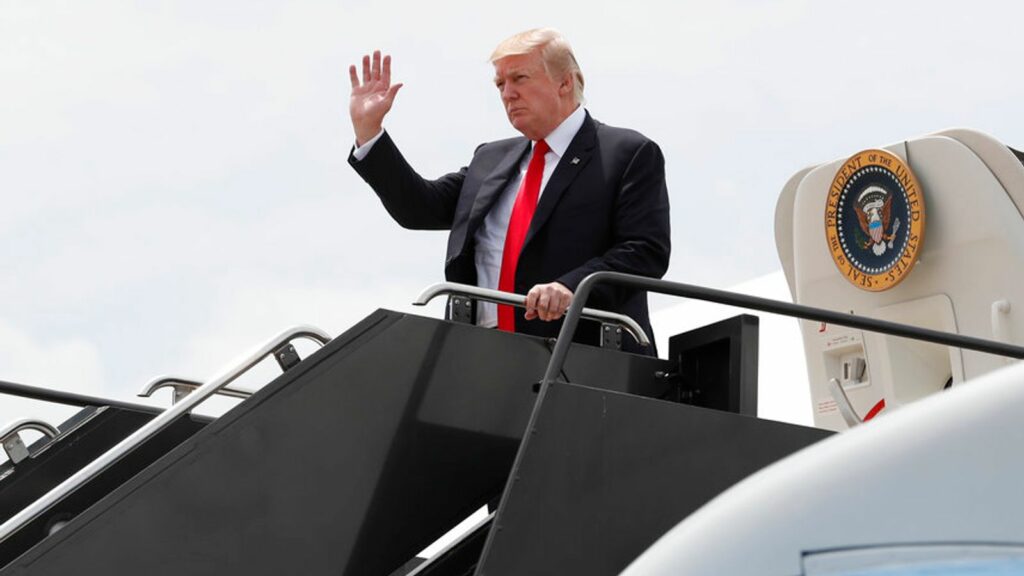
left=537, top=105, right=586, bottom=158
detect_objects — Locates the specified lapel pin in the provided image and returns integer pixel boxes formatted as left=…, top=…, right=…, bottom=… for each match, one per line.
left=571, top=157, right=580, bottom=165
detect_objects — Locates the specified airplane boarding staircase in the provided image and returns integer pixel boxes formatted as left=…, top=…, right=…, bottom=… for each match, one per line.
left=3, top=271, right=1005, bottom=576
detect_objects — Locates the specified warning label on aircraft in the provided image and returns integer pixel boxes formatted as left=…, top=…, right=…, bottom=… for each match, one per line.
left=824, top=148, right=926, bottom=291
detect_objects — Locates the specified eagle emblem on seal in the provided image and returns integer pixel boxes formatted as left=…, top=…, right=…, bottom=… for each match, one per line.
left=854, top=185, right=901, bottom=256
left=824, top=148, right=926, bottom=291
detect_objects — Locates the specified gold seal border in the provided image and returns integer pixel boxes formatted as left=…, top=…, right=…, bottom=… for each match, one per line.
left=824, top=148, right=926, bottom=292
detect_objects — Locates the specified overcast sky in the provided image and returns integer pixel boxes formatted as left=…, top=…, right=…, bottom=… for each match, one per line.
left=2, top=1, right=1022, bottom=429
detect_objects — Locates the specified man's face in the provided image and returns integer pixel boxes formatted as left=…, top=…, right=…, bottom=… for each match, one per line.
left=493, top=50, right=569, bottom=141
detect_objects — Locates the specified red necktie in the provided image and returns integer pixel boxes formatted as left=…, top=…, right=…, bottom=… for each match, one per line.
left=498, top=139, right=550, bottom=332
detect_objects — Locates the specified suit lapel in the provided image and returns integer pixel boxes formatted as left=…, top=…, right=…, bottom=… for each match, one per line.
left=467, top=139, right=531, bottom=229
left=523, top=114, right=597, bottom=248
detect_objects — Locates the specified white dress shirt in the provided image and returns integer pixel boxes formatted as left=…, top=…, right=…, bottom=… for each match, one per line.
left=472, top=105, right=586, bottom=326
left=352, top=105, right=587, bottom=327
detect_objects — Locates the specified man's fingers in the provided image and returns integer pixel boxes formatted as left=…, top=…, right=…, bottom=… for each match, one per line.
left=554, top=293, right=570, bottom=317
left=348, top=65, right=360, bottom=89
left=372, top=50, right=381, bottom=82
left=524, top=291, right=537, bottom=320
left=550, top=291, right=563, bottom=316
left=525, top=288, right=539, bottom=318
left=385, top=83, right=403, bottom=104
left=382, top=54, right=392, bottom=87
left=362, top=54, right=371, bottom=84
left=536, top=289, right=552, bottom=319
left=537, top=292, right=551, bottom=315
left=522, top=283, right=574, bottom=322
left=520, top=284, right=563, bottom=321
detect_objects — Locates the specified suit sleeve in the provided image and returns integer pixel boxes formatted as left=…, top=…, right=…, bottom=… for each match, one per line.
left=348, top=130, right=466, bottom=230
left=555, top=139, right=671, bottom=291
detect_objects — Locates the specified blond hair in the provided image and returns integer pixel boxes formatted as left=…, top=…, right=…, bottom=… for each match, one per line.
left=490, top=28, right=585, bottom=104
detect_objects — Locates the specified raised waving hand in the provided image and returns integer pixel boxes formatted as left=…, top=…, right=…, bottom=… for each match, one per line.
left=349, top=50, right=403, bottom=146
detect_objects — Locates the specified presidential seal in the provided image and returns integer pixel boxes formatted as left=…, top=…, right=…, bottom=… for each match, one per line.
left=824, top=148, right=925, bottom=291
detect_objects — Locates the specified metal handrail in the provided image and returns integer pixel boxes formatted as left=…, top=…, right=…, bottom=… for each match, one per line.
left=414, top=282, right=651, bottom=348
left=137, top=377, right=254, bottom=402
left=828, top=378, right=863, bottom=428
left=0, top=325, right=331, bottom=544
left=1, top=419, right=60, bottom=443
left=542, top=271, right=1024, bottom=387
left=0, top=379, right=165, bottom=414
left=1, top=419, right=61, bottom=465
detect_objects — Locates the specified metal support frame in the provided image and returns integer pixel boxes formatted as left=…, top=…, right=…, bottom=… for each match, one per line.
left=1, top=420, right=60, bottom=465
left=600, top=323, right=624, bottom=350
left=414, top=282, right=650, bottom=348
left=0, top=325, right=331, bottom=545
left=137, top=377, right=254, bottom=404
left=138, top=339, right=320, bottom=405
left=449, top=295, right=474, bottom=324
left=274, top=343, right=302, bottom=371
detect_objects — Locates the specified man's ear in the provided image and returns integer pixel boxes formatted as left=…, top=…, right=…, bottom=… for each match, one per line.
left=559, top=75, right=573, bottom=96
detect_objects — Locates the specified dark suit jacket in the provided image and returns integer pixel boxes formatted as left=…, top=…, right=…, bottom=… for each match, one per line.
left=349, top=112, right=671, bottom=354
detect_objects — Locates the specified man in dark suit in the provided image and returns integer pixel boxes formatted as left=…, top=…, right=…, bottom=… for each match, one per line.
left=347, top=29, right=670, bottom=353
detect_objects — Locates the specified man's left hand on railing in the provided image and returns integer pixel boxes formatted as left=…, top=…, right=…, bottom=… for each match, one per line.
left=525, top=282, right=573, bottom=322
